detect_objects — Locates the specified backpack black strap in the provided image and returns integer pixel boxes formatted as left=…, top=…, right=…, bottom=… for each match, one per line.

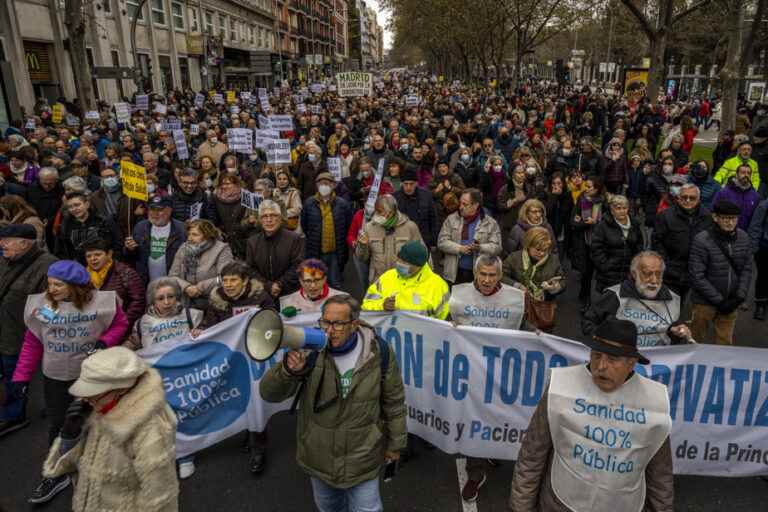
left=708, top=230, right=744, bottom=273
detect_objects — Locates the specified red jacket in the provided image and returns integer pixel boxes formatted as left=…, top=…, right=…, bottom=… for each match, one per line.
left=347, top=209, right=365, bottom=248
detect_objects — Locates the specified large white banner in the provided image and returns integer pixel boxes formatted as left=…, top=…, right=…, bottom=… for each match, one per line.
left=140, top=311, right=768, bottom=476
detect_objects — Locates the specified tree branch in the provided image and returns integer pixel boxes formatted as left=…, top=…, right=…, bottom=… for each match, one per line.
left=620, top=0, right=655, bottom=39
left=672, top=0, right=714, bottom=25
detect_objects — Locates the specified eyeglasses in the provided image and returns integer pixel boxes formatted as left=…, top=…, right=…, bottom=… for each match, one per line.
left=678, top=195, right=698, bottom=202
left=319, top=319, right=353, bottom=331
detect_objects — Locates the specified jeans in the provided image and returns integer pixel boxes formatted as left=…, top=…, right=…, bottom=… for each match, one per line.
left=311, top=476, right=383, bottom=512
left=1, top=355, right=25, bottom=421
left=43, top=377, right=76, bottom=446
left=320, top=253, right=343, bottom=289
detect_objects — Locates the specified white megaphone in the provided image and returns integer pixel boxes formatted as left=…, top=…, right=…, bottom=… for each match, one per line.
left=245, top=309, right=327, bottom=362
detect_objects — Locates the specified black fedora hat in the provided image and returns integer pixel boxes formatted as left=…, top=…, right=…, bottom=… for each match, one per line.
left=582, top=318, right=650, bottom=365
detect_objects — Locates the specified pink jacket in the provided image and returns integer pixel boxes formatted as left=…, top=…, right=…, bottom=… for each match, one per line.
left=13, top=304, right=128, bottom=383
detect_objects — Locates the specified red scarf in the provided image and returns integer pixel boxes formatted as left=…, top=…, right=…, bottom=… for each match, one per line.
left=461, top=209, right=481, bottom=240
left=300, top=283, right=329, bottom=302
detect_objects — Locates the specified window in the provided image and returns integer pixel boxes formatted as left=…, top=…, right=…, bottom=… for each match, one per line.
left=249, top=26, right=254, bottom=44
left=230, top=19, right=237, bottom=41
left=86, top=48, right=100, bottom=100
left=219, top=14, right=226, bottom=38
left=204, top=11, right=213, bottom=33
left=189, top=8, right=199, bottom=31
left=266, top=31, right=272, bottom=50
left=101, top=0, right=112, bottom=14
left=111, top=50, right=124, bottom=99
left=127, top=0, right=144, bottom=21
left=151, top=0, right=166, bottom=25
left=171, top=2, right=185, bottom=30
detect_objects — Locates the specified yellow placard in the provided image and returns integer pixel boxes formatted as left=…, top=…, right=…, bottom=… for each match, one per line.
left=438, top=75, right=444, bottom=82
left=52, top=104, right=64, bottom=124
left=227, top=91, right=236, bottom=103
left=208, top=90, right=216, bottom=98
left=624, top=69, right=649, bottom=99
left=120, top=160, right=148, bottom=201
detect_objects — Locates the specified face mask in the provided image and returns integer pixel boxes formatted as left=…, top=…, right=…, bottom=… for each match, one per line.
left=395, top=262, right=412, bottom=277
left=562, top=149, right=572, bottom=156
left=102, top=176, right=119, bottom=190
left=493, top=165, right=503, bottom=172
left=372, top=214, right=388, bottom=225
left=318, top=184, right=331, bottom=196
left=526, top=167, right=537, bottom=176
left=662, top=165, right=673, bottom=175
left=147, top=183, right=156, bottom=194
left=670, top=185, right=681, bottom=197
left=205, top=178, right=213, bottom=189
left=308, top=153, right=317, bottom=162
left=692, top=166, right=708, bottom=180
left=209, top=137, right=218, bottom=144
left=401, top=144, right=409, bottom=152
left=461, top=154, right=470, bottom=163
left=226, top=167, right=236, bottom=173
left=249, top=154, right=258, bottom=161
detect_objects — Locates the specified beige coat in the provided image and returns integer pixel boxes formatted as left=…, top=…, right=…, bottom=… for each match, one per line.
left=169, top=239, right=234, bottom=295
left=355, top=212, right=424, bottom=283
left=437, top=211, right=502, bottom=283
left=196, top=140, right=228, bottom=167
left=43, top=369, right=179, bottom=512
left=509, top=390, right=673, bottom=512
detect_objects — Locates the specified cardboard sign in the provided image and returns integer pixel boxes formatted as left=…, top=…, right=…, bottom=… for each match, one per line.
left=135, top=95, right=150, bottom=111
left=85, top=110, right=100, bottom=121
left=52, top=104, right=64, bottom=124
left=66, top=114, right=80, bottom=127
left=227, top=128, right=253, bottom=153
left=214, top=94, right=225, bottom=105
left=189, top=124, right=200, bottom=135
left=259, top=115, right=271, bottom=129
left=267, top=115, right=293, bottom=132
left=121, top=161, right=148, bottom=201
left=335, top=72, right=372, bottom=97
left=194, top=93, right=205, bottom=109
left=240, top=189, right=263, bottom=211
left=254, top=129, right=280, bottom=149
left=226, top=90, right=236, bottom=103
left=173, top=130, right=189, bottom=160
left=266, top=139, right=292, bottom=164
left=114, top=102, right=131, bottom=123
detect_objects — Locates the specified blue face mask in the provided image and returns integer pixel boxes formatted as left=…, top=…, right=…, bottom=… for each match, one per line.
left=395, top=263, right=412, bottom=277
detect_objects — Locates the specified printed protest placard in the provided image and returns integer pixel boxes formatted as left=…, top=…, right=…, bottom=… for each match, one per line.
left=121, top=161, right=148, bottom=201
left=335, top=72, right=372, bottom=97
left=267, top=115, right=293, bottom=132
left=227, top=128, right=253, bottom=154
left=189, top=124, right=200, bottom=135
left=254, top=129, right=280, bottom=149
left=226, top=90, right=236, bottom=103
left=327, top=157, right=342, bottom=181
left=194, top=93, right=205, bottom=109
left=114, top=102, right=131, bottom=123
left=266, top=139, right=292, bottom=164
left=135, top=95, right=150, bottom=111
left=173, top=130, right=189, bottom=160
left=52, top=104, right=64, bottom=124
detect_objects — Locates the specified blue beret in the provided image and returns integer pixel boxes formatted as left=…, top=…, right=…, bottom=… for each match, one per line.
left=47, top=260, right=91, bottom=286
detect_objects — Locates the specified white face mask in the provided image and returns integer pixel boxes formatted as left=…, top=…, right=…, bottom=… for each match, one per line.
left=662, top=165, right=673, bottom=175
left=209, top=137, right=218, bottom=144
left=205, top=178, right=213, bottom=188
left=147, top=183, right=156, bottom=194
left=249, top=154, right=258, bottom=161
left=318, top=184, right=331, bottom=196
left=226, top=167, right=236, bottom=173
left=308, top=153, right=317, bottom=162
left=493, top=165, right=503, bottom=172
left=371, top=214, right=388, bottom=225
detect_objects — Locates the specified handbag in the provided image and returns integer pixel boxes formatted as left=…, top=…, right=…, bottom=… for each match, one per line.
left=524, top=291, right=556, bottom=332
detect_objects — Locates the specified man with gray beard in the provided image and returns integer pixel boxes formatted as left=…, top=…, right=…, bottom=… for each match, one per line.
left=582, top=251, right=694, bottom=347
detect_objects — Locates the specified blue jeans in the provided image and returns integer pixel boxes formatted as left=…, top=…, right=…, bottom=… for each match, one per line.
left=320, top=253, right=343, bottom=289
left=310, top=477, right=383, bottom=512
left=1, top=355, right=25, bottom=421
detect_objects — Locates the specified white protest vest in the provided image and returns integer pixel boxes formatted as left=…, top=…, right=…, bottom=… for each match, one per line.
left=280, top=287, right=345, bottom=315
left=24, top=291, right=117, bottom=381
left=448, top=283, right=524, bottom=329
left=607, top=284, right=680, bottom=347
left=137, top=309, right=203, bottom=349
left=548, top=365, right=671, bottom=512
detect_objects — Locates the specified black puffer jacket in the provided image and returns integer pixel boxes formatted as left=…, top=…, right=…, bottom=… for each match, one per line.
left=169, top=188, right=215, bottom=222
left=689, top=227, right=752, bottom=306
left=301, top=195, right=353, bottom=266
left=590, top=214, right=644, bottom=291
left=394, top=187, right=438, bottom=247
left=652, top=203, right=713, bottom=294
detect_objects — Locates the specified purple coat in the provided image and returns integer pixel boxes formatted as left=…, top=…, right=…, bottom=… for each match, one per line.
left=713, top=181, right=761, bottom=230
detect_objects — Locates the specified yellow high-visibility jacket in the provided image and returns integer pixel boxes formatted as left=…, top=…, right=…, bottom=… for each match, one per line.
left=362, top=264, right=450, bottom=320
left=714, top=156, right=760, bottom=190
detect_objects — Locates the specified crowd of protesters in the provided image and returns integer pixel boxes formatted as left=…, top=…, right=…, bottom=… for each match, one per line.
left=0, top=71, right=767, bottom=510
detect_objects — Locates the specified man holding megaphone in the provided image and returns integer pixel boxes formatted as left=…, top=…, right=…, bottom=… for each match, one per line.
left=259, top=294, right=406, bottom=512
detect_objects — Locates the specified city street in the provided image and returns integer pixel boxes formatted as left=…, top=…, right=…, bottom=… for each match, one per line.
left=1, top=264, right=766, bottom=512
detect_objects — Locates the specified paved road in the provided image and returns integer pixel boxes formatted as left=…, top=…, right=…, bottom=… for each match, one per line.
left=1, top=263, right=766, bottom=512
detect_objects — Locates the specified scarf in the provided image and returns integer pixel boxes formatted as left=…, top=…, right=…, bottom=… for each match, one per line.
left=461, top=209, right=481, bottom=240
left=88, top=259, right=113, bottom=289
left=300, top=282, right=330, bottom=301
left=328, top=331, right=359, bottom=356
left=317, top=196, right=336, bottom=254
left=614, top=216, right=631, bottom=239
left=521, top=250, right=549, bottom=300
left=382, top=212, right=398, bottom=230
left=183, top=239, right=214, bottom=281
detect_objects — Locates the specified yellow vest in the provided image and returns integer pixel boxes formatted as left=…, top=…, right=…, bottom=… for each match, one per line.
left=715, top=156, right=760, bottom=190
left=362, top=265, right=450, bottom=320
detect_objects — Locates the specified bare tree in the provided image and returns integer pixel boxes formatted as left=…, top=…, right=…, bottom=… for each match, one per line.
left=620, top=0, right=712, bottom=104
left=62, top=0, right=97, bottom=110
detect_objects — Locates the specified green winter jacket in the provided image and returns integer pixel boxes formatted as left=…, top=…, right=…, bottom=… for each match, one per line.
left=259, top=324, right=407, bottom=488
